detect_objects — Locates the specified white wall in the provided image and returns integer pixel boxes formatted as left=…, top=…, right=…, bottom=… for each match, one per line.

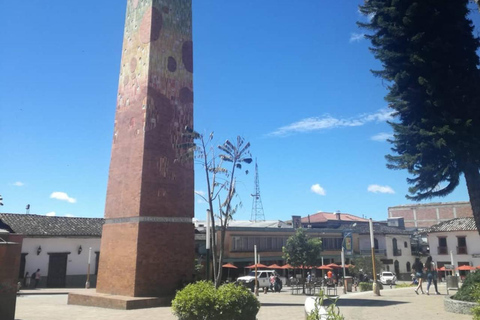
left=428, top=230, right=480, bottom=269
left=384, top=234, right=414, bottom=274
left=358, top=234, right=414, bottom=274
left=22, top=237, right=101, bottom=277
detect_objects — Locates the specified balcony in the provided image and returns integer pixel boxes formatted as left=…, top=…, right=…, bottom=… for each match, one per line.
left=457, top=246, right=468, bottom=255
left=438, top=246, right=448, bottom=255
left=360, top=249, right=386, bottom=256
left=393, top=249, right=402, bottom=256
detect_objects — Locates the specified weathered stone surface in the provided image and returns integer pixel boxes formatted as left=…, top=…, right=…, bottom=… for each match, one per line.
left=0, top=233, right=23, bottom=320
left=444, top=295, right=478, bottom=315
left=85, top=0, right=194, bottom=303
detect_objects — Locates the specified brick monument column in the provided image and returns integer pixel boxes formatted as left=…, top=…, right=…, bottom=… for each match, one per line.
left=96, top=0, right=194, bottom=299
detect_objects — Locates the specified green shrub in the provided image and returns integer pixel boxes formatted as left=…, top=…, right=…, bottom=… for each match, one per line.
left=453, top=271, right=480, bottom=302
left=172, top=281, right=260, bottom=320
left=307, top=290, right=344, bottom=320
left=359, top=282, right=372, bottom=291
left=472, top=284, right=480, bottom=320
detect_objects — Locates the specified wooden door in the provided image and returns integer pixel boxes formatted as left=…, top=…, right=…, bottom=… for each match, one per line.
left=47, top=253, right=68, bottom=288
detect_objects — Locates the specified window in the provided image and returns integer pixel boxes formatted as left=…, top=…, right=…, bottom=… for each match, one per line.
left=457, top=236, right=467, bottom=254
left=404, top=241, right=408, bottom=248
left=438, top=237, right=448, bottom=255
left=406, top=261, right=411, bottom=272
left=322, top=238, right=343, bottom=250
left=374, top=238, right=379, bottom=250
left=393, top=238, right=401, bottom=256
left=231, top=236, right=289, bottom=252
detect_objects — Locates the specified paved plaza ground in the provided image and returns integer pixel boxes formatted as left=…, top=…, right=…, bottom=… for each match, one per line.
left=15, top=282, right=471, bottom=320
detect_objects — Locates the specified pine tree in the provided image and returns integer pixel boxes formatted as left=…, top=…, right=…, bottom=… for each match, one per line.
left=359, top=0, right=480, bottom=233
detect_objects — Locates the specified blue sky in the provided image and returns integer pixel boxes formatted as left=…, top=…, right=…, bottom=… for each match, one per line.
left=1, top=1, right=477, bottom=222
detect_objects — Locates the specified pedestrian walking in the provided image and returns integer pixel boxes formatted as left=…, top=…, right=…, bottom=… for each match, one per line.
left=425, top=256, right=441, bottom=295
left=413, top=258, right=424, bottom=294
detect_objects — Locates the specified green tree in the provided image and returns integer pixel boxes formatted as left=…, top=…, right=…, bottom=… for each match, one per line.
left=283, top=228, right=322, bottom=293
left=350, top=255, right=384, bottom=280
left=359, top=0, right=480, bottom=233
left=178, top=129, right=252, bottom=288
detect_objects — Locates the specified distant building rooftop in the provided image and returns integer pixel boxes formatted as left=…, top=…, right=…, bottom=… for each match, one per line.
left=301, top=211, right=369, bottom=224
left=0, top=213, right=104, bottom=237
left=427, top=217, right=477, bottom=233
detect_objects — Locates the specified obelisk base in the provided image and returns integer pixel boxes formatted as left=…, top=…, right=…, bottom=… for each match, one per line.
left=68, top=290, right=172, bottom=310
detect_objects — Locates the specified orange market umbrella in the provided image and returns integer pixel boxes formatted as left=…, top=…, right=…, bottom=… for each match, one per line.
left=280, top=264, right=294, bottom=269
left=326, top=263, right=342, bottom=269
left=222, top=263, right=237, bottom=279
left=317, top=265, right=333, bottom=270
left=477, top=265, right=480, bottom=269
left=437, top=266, right=446, bottom=271
left=245, top=263, right=268, bottom=269
left=267, top=264, right=283, bottom=269
left=343, top=264, right=355, bottom=269
left=457, top=265, right=476, bottom=271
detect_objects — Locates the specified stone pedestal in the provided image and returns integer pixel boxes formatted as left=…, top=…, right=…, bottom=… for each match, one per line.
left=69, top=0, right=194, bottom=309
left=0, top=232, right=23, bottom=320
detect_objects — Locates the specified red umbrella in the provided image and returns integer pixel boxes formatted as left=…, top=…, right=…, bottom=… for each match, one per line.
left=437, top=266, right=446, bottom=271
left=342, top=264, right=355, bottom=268
left=222, top=263, right=237, bottom=279
left=267, top=264, right=282, bottom=269
left=245, top=263, right=268, bottom=269
left=317, top=265, right=333, bottom=270
left=280, top=264, right=294, bottom=269
left=326, top=263, right=342, bottom=269
left=457, top=265, right=476, bottom=271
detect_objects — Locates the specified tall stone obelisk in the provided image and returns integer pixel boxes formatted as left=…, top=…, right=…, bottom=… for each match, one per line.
left=96, top=0, right=194, bottom=299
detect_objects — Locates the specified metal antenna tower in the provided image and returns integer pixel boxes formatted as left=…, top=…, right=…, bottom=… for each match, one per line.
left=250, top=159, right=265, bottom=222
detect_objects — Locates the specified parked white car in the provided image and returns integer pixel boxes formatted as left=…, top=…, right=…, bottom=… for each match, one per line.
left=237, top=270, right=284, bottom=291
left=379, top=271, right=396, bottom=285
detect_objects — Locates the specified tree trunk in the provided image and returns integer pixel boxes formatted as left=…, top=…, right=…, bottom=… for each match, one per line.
left=464, top=163, right=480, bottom=235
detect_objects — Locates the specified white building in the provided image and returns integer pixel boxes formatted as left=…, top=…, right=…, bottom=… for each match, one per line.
left=0, top=213, right=103, bottom=288
left=357, top=222, right=415, bottom=279
left=427, top=217, right=480, bottom=275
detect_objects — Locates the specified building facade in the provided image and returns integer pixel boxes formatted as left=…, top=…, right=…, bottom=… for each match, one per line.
left=0, top=214, right=102, bottom=288
left=388, top=201, right=472, bottom=229
left=426, top=217, right=480, bottom=276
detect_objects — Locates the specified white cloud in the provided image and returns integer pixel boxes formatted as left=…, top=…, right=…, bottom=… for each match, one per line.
left=349, top=33, right=365, bottom=43
left=311, top=184, right=326, bottom=196
left=371, top=132, right=393, bottom=142
left=13, top=181, right=24, bottom=187
left=269, top=109, right=394, bottom=137
left=65, top=213, right=75, bottom=217
left=50, top=192, right=77, bottom=203
left=45, top=211, right=56, bottom=216
left=367, top=184, right=395, bottom=194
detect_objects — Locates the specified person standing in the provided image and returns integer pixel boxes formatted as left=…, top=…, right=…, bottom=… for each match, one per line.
left=34, top=269, right=41, bottom=288
left=24, top=272, right=30, bottom=288
left=413, top=258, right=424, bottom=294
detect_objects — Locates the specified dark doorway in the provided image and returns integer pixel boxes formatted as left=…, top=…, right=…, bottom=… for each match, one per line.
left=394, top=260, right=400, bottom=275
left=95, top=251, right=100, bottom=275
left=47, top=253, right=69, bottom=288
left=19, top=253, right=27, bottom=279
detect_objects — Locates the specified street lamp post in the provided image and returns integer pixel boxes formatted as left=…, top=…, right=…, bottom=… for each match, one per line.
left=369, top=218, right=380, bottom=296
left=341, top=223, right=356, bottom=294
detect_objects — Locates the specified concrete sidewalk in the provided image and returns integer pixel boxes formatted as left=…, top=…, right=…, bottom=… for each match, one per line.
left=15, top=282, right=470, bottom=320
